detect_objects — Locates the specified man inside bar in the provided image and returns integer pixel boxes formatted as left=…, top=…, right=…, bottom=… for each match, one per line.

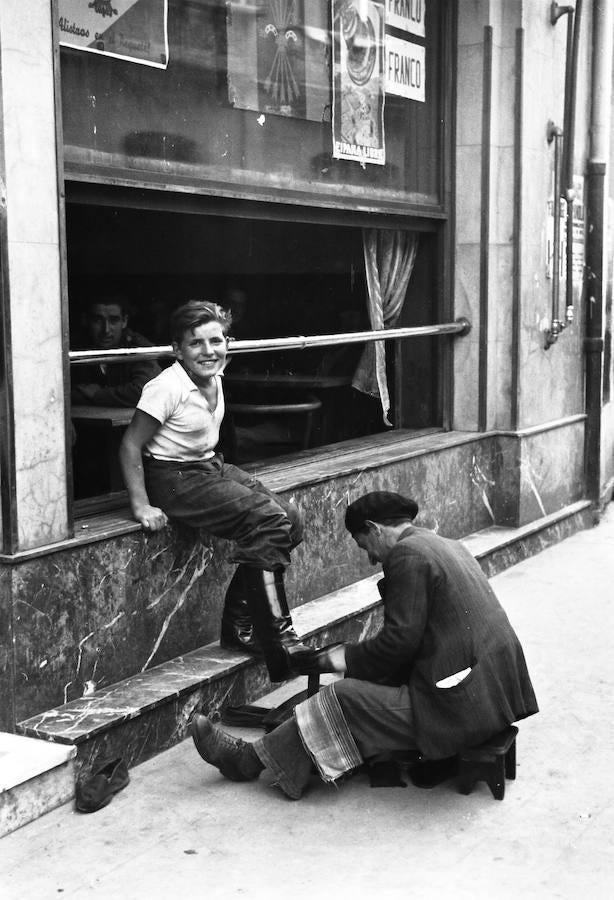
left=71, top=292, right=161, bottom=408
left=191, top=491, right=538, bottom=800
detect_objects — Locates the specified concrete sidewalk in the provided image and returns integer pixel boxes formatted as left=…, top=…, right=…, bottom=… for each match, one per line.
left=2, top=505, right=614, bottom=900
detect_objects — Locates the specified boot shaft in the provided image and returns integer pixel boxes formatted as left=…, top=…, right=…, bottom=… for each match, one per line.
left=241, top=566, right=305, bottom=681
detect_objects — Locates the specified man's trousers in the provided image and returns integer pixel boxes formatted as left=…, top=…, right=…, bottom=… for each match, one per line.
left=254, top=678, right=417, bottom=799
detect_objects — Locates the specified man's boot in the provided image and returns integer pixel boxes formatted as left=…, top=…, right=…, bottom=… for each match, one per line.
left=241, top=566, right=311, bottom=682
left=191, top=714, right=264, bottom=782
left=220, top=566, right=261, bottom=655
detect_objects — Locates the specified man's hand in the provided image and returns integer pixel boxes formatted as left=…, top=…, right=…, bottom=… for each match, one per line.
left=290, top=642, right=346, bottom=675
left=134, top=504, right=168, bottom=531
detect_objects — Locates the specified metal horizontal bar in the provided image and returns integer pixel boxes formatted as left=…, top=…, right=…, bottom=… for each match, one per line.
left=69, top=318, right=471, bottom=365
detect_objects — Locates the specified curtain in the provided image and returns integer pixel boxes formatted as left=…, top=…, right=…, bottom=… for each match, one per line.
left=352, top=229, right=419, bottom=425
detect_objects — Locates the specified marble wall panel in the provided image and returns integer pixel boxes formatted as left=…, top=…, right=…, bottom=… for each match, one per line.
left=602, top=405, right=614, bottom=493
left=11, top=525, right=231, bottom=721
left=492, top=437, right=521, bottom=526
left=490, top=45, right=516, bottom=150
left=517, top=423, right=585, bottom=525
left=455, top=45, right=483, bottom=148
left=494, top=421, right=585, bottom=527
left=455, top=147, right=483, bottom=245
left=512, top=13, right=587, bottom=431
left=0, top=567, right=15, bottom=732
left=453, top=239, right=481, bottom=431
left=493, top=1, right=523, bottom=37
left=0, top=1, right=59, bottom=248
left=10, top=439, right=500, bottom=724
left=457, top=1, right=492, bottom=46
left=491, top=148, right=515, bottom=246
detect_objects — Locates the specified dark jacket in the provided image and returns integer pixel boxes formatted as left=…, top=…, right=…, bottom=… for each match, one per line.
left=71, top=329, right=161, bottom=408
left=345, top=526, right=538, bottom=759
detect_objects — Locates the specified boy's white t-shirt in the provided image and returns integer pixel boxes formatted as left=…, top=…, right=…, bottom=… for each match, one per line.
left=137, top=361, right=225, bottom=461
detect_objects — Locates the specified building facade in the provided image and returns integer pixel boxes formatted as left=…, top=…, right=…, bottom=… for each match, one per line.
left=1, top=1, right=613, bottom=749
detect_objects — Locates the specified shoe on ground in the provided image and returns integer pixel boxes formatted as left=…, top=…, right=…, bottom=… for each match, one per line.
left=75, top=757, right=130, bottom=813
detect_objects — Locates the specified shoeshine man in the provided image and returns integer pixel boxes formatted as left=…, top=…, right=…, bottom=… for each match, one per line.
left=120, top=300, right=311, bottom=683
left=191, top=492, right=539, bottom=800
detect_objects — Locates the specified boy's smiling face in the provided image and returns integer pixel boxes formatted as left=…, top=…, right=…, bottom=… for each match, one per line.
left=174, top=321, right=228, bottom=385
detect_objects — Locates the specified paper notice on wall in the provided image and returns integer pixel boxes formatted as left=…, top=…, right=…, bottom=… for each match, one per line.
left=571, top=176, right=585, bottom=291
left=332, top=0, right=386, bottom=166
left=58, top=0, right=169, bottom=69
left=546, top=176, right=585, bottom=301
left=227, top=0, right=330, bottom=122
left=385, top=0, right=425, bottom=37
left=385, top=35, right=424, bottom=100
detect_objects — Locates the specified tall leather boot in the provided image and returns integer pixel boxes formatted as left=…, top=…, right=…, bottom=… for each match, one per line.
left=241, top=566, right=311, bottom=682
left=220, top=566, right=261, bottom=655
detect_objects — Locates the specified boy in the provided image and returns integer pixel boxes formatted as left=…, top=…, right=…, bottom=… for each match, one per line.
left=119, top=300, right=309, bottom=682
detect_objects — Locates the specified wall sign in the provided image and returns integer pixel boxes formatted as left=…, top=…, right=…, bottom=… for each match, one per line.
left=332, top=0, right=386, bottom=166
left=546, top=176, right=585, bottom=300
left=385, top=0, right=425, bottom=37
left=58, top=0, right=169, bottom=69
left=385, top=35, right=425, bottom=100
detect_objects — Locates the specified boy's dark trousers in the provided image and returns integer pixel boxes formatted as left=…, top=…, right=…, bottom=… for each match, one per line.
left=143, top=453, right=307, bottom=680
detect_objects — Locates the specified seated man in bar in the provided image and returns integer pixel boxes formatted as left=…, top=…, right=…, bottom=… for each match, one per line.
left=71, top=292, right=161, bottom=408
left=191, top=491, right=539, bottom=800
left=119, top=300, right=312, bottom=684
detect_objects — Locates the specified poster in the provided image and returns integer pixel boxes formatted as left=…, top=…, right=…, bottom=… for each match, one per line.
left=546, top=176, right=585, bottom=301
left=385, top=35, right=425, bottom=100
left=58, top=0, right=169, bottom=69
left=227, top=1, right=330, bottom=122
left=332, top=0, right=386, bottom=166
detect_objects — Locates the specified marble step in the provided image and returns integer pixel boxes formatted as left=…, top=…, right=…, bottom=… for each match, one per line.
left=17, top=574, right=385, bottom=780
left=16, top=499, right=592, bottom=786
left=462, top=499, right=593, bottom=576
left=0, top=732, right=76, bottom=838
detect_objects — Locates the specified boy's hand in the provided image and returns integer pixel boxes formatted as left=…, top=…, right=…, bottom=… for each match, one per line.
left=135, top=505, right=168, bottom=531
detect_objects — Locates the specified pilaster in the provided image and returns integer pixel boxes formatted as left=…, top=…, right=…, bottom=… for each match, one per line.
left=0, top=0, right=70, bottom=552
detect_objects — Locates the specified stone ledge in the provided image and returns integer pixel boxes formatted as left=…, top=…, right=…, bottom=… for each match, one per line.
left=15, top=500, right=592, bottom=777
left=17, top=576, right=383, bottom=775
left=467, top=501, right=594, bottom=578
left=0, top=733, right=76, bottom=838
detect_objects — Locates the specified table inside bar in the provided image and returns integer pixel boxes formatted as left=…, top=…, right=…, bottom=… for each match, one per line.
left=71, top=405, right=135, bottom=495
left=224, top=372, right=353, bottom=450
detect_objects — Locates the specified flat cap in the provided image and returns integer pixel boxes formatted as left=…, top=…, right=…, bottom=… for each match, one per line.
left=345, top=491, right=419, bottom=534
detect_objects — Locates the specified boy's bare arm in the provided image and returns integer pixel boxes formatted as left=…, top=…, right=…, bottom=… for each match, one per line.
left=119, top=410, right=168, bottom=531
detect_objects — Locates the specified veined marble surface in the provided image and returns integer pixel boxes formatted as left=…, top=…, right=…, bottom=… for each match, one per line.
left=4, top=431, right=586, bottom=739
left=18, top=574, right=382, bottom=746
left=8, top=441, right=499, bottom=727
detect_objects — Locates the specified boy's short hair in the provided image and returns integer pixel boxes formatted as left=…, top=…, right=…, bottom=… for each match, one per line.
left=170, top=300, right=232, bottom=344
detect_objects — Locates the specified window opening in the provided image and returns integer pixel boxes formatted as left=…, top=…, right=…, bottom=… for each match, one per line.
left=67, top=203, right=440, bottom=504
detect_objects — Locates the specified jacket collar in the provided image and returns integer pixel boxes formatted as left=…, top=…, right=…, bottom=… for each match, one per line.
left=397, top=525, right=417, bottom=543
